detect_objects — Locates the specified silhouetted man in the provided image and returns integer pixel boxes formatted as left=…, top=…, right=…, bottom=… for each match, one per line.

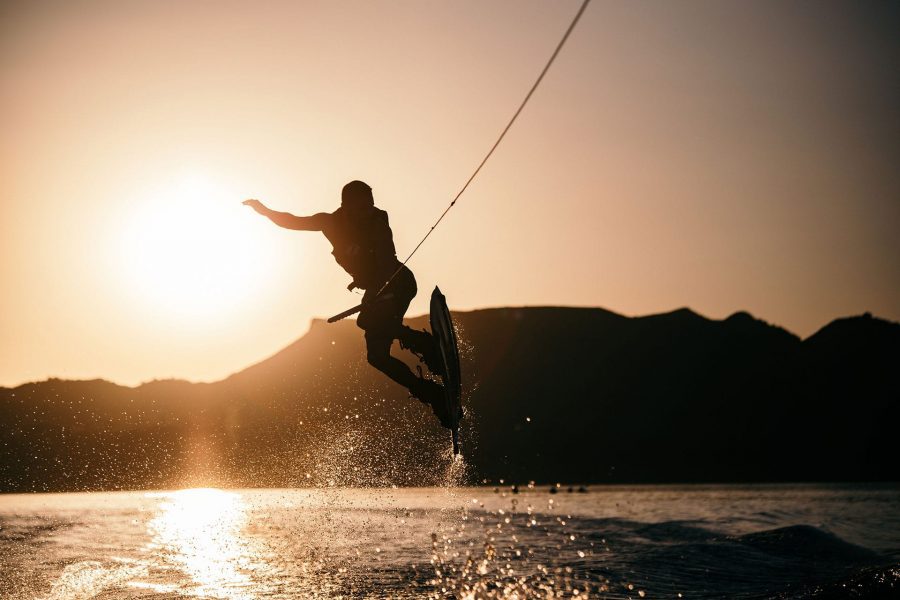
left=244, top=180, right=451, bottom=427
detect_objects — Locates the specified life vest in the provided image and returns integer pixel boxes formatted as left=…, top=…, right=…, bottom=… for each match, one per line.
left=323, top=206, right=398, bottom=288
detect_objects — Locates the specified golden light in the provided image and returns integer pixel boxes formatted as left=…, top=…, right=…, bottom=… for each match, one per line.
left=146, top=488, right=266, bottom=598
left=117, top=173, right=278, bottom=325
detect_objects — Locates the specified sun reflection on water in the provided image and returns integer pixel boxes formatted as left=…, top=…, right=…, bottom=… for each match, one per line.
left=146, top=488, right=265, bottom=599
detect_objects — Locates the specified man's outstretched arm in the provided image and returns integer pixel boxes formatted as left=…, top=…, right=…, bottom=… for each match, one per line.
left=243, top=199, right=329, bottom=231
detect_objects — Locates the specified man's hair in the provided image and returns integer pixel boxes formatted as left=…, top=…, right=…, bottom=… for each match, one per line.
left=341, top=180, right=374, bottom=209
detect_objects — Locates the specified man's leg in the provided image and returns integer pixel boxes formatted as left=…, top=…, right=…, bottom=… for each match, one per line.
left=356, top=267, right=452, bottom=427
left=398, top=326, right=442, bottom=375
left=364, top=330, right=451, bottom=427
left=364, top=333, right=419, bottom=390
left=359, top=265, right=427, bottom=380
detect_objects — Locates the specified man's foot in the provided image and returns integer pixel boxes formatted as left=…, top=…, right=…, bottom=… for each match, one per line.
left=419, top=341, right=444, bottom=377
left=400, top=329, right=444, bottom=376
left=410, top=378, right=452, bottom=429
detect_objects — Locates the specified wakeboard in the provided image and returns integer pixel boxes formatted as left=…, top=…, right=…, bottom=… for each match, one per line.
left=429, top=286, right=463, bottom=454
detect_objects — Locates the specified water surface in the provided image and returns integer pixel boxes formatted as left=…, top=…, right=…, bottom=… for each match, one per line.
left=1, top=484, right=898, bottom=598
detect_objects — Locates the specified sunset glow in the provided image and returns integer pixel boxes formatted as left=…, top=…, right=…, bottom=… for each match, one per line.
left=1, top=0, right=897, bottom=386
left=0, top=4, right=897, bottom=597
left=117, top=173, right=279, bottom=324
left=146, top=488, right=264, bottom=598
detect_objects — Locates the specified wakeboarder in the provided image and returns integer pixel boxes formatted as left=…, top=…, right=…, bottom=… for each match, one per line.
left=244, top=181, right=456, bottom=428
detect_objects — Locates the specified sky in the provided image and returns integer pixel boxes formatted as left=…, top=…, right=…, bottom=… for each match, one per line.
left=1, top=0, right=898, bottom=387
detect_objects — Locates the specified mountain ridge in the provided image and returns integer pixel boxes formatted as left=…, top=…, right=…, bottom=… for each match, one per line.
left=1, top=305, right=896, bottom=491
left=1, top=305, right=852, bottom=391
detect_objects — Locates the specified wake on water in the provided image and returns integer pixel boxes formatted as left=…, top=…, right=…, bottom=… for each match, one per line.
left=1, top=485, right=898, bottom=599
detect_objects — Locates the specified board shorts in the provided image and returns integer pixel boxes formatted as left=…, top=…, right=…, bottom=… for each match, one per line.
left=356, top=264, right=417, bottom=340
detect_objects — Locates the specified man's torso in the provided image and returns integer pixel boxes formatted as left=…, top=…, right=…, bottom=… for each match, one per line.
left=321, top=206, right=400, bottom=288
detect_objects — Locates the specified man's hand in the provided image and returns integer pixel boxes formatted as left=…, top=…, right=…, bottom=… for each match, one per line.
left=242, top=199, right=269, bottom=215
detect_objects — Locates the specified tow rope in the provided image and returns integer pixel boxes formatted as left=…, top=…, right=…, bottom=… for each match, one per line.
left=329, top=0, right=591, bottom=323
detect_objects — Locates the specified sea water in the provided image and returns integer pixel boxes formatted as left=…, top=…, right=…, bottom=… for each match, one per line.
left=1, top=484, right=898, bottom=599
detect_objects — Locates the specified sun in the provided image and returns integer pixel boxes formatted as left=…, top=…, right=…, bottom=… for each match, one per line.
left=118, top=173, right=277, bottom=324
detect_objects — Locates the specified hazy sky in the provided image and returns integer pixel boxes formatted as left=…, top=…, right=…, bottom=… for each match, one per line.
left=2, top=0, right=898, bottom=387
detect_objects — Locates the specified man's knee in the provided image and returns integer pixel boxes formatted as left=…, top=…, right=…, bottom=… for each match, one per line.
left=399, top=325, right=431, bottom=351
left=367, top=349, right=389, bottom=369
left=365, top=338, right=392, bottom=369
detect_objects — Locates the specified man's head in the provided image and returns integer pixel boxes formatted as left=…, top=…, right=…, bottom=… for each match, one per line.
left=341, top=180, right=374, bottom=210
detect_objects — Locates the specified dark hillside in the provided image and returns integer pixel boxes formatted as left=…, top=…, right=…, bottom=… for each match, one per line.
left=1, top=307, right=896, bottom=491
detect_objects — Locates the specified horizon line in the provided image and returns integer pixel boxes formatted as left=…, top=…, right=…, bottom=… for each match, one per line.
left=1, top=304, right=890, bottom=391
